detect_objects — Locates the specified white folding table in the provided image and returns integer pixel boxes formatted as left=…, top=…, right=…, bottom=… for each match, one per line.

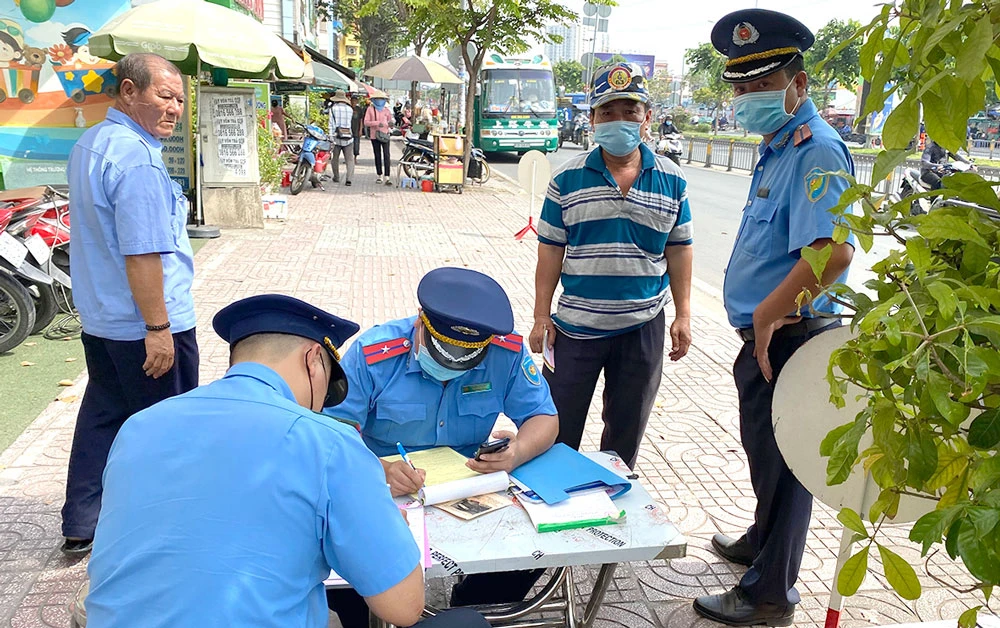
left=372, top=452, right=688, bottom=628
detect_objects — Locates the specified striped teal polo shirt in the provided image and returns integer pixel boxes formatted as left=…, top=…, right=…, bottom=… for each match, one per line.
left=538, top=143, right=693, bottom=339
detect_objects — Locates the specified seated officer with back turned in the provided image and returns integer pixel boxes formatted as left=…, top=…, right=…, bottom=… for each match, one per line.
left=325, top=267, right=559, bottom=627
left=85, top=294, right=486, bottom=628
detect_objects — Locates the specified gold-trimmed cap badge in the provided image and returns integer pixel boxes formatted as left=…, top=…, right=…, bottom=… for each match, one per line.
left=732, top=22, right=759, bottom=47
left=607, top=65, right=632, bottom=91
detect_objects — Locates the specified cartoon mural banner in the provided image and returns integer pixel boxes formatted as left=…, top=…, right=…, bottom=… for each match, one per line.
left=0, top=0, right=130, bottom=188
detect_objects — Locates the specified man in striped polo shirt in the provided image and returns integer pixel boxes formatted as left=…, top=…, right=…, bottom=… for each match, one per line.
left=530, top=62, right=694, bottom=469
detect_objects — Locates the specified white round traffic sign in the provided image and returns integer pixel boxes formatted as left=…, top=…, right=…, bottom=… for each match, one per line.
left=773, top=326, right=933, bottom=524
left=517, top=151, right=552, bottom=198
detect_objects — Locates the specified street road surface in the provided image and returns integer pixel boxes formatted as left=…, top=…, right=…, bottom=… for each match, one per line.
left=489, top=146, right=897, bottom=300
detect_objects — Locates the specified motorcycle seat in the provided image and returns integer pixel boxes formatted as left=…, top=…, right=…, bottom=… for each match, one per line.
left=407, top=137, right=434, bottom=149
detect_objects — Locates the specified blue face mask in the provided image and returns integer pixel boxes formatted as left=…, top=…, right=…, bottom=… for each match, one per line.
left=416, top=346, right=463, bottom=382
left=732, top=78, right=795, bottom=136
left=373, top=99, right=387, bottom=111
left=593, top=120, right=642, bottom=156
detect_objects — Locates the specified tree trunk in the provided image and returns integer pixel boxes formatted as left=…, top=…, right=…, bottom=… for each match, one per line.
left=856, top=79, right=872, bottom=135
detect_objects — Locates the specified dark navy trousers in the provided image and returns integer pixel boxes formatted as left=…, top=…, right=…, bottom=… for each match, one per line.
left=328, top=570, right=543, bottom=628
left=61, top=329, right=199, bottom=539
left=544, top=310, right=665, bottom=469
left=734, top=323, right=838, bottom=606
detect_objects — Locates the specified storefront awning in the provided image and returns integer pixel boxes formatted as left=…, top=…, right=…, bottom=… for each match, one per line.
left=275, top=39, right=359, bottom=93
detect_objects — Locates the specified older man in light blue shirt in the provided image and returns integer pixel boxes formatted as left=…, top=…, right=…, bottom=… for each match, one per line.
left=61, top=52, right=199, bottom=556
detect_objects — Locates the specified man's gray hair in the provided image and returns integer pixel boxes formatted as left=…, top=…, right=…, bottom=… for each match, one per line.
left=114, top=53, right=182, bottom=92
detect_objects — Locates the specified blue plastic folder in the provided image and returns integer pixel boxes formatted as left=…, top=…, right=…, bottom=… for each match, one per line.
left=510, top=444, right=632, bottom=505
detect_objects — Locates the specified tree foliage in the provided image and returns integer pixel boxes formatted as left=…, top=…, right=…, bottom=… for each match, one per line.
left=553, top=60, right=585, bottom=94
left=684, top=42, right=728, bottom=114
left=402, top=0, right=579, bottom=167
left=646, top=68, right=673, bottom=106
left=806, top=18, right=863, bottom=108
left=808, top=1, right=1000, bottom=620
left=324, top=0, right=410, bottom=68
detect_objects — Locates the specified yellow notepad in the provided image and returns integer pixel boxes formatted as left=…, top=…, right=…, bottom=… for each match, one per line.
left=381, top=446, right=480, bottom=487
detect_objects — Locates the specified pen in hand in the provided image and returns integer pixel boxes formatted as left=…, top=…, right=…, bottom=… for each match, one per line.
left=396, top=442, right=417, bottom=471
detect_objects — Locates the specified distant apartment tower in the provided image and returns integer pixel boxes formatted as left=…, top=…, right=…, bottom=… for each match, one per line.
left=545, top=23, right=581, bottom=63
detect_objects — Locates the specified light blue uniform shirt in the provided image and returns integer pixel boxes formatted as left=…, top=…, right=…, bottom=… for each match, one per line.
left=86, top=363, right=419, bottom=628
left=326, top=316, right=558, bottom=458
left=67, top=108, right=195, bottom=341
left=723, top=99, right=856, bottom=329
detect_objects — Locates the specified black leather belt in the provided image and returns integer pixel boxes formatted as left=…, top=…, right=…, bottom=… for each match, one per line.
left=736, top=318, right=836, bottom=343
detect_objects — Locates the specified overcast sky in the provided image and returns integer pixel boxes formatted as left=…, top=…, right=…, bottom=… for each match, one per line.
left=543, top=0, right=889, bottom=75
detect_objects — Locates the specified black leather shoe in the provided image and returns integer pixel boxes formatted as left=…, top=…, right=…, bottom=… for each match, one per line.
left=693, top=587, right=794, bottom=627
left=61, top=537, right=93, bottom=556
left=712, top=533, right=754, bottom=567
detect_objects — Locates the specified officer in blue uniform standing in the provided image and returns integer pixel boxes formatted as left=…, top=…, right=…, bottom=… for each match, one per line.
left=325, top=267, right=559, bottom=627
left=85, top=294, right=486, bottom=628
left=692, top=10, right=856, bottom=627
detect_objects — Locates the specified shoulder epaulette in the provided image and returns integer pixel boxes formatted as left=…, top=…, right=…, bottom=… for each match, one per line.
left=793, top=123, right=813, bottom=147
left=363, top=337, right=411, bottom=365
left=491, top=332, right=523, bottom=352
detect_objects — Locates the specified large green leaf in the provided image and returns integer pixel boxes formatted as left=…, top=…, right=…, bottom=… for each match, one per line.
left=937, top=76, right=988, bottom=151
left=907, top=429, right=939, bottom=486
left=916, top=213, right=988, bottom=248
left=837, top=545, right=869, bottom=596
left=959, top=606, right=982, bottom=628
left=909, top=507, right=963, bottom=555
left=927, top=372, right=964, bottom=425
left=838, top=508, right=869, bottom=536
left=821, top=422, right=854, bottom=457
left=827, top=419, right=867, bottom=485
left=877, top=543, right=922, bottom=600
left=926, top=450, right=969, bottom=491
left=972, top=456, right=1000, bottom=491
left=967, top=506, right=1000, bottom=538
left=957, top=519, right=1000, bottom=582
left=801, top=244, right=833, bottom=283
left=968, top=408, right=1000, bottom=450
left=906, top=238, right=933, bottom=275
left=872, top=149, right=911, bottom=185
left=956, top=16, right=994, bottom=84
left=926, top=281, right=958, bottom=320
left=881, top=94, right=920, bottom=150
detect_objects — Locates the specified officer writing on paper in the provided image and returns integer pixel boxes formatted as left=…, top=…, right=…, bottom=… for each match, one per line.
left=324, top=267, right=558, bottom=625
left=84, top=294, right=484, bottom=628
left=693, top=10, right=855, bottom=627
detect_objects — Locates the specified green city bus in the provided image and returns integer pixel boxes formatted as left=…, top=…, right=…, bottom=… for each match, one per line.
left=473, top=53, right=559, bottom=154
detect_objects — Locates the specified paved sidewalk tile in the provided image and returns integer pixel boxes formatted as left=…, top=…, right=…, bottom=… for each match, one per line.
left=0, top=148, right=987, bottom=626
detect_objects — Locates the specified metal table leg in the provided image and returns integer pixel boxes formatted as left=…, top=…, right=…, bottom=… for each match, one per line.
left=370, top=563, right=619, bottom=628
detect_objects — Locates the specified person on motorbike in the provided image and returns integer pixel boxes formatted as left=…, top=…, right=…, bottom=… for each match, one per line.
left=659, top=114, right=680, bottom=137
left=920, top=138, right=951, bottom=190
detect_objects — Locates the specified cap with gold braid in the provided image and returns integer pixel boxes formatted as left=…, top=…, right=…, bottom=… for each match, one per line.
left=212, top=294, right=360, bottom=407
left=417, top=267, right=515, bottom=372
left=711, top=9, right=814, bottom=83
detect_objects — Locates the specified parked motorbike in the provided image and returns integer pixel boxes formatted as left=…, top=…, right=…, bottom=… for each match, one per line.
left=399, top=134, right=491, bottom=184
left=0, top=187, right=74, bottom=347
left=893, top=159, right=976, bottom=216
left=558, top=117, right=591, bottom=151
left=289, top=123, right=332, bottom=195
left=656, top=133, right=684, bottom=165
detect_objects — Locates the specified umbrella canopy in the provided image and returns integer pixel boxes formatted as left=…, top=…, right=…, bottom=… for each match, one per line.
left=364, top=56, right=462, bottom=85
left=89, top=0, right=304, bottom=79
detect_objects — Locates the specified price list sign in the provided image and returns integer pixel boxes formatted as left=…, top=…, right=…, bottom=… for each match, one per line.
left=212, top=95, right=249, bottom=179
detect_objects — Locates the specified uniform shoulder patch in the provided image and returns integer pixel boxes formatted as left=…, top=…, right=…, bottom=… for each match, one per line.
left=804, top=167, right=830, bottom=203
left=362, top=337, right=411, bottom=365
left=491, top=333, right=523, bottom=352
left=793, top=123, right=813, bottom=147
left=521, top=354, right=542, bottom=386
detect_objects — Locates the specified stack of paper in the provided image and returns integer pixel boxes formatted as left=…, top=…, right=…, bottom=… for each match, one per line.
left=516, top=489, right=626, bottom=533
left=324, top=504, right=430, bottom=586
left=381, top=446, right=511, bottom=507
left=381, top=446, right=480, bottom=487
